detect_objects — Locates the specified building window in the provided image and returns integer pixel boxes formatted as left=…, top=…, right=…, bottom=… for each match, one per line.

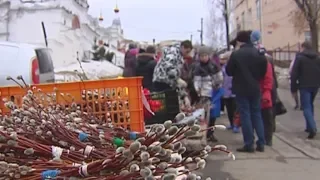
left=247, top=8, right=252, bottom=29
left=241, top=12, right=245, bottom=30
left=256, top=0, right=261, bottom=19
left=304, top=31, right=311, bottom=41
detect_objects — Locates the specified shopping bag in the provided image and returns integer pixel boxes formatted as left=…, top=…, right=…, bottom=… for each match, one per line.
left=275, top=97, right=287, bottom=116
left=210, top=88, right=224, bottom=118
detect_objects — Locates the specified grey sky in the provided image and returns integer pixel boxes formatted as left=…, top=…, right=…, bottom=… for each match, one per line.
left=88, top=0, right=209, bottom=43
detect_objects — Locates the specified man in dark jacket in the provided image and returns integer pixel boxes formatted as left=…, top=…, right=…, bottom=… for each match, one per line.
left=291, top=41, right=320, bottom=139
left=135, top=46, right=157, bottom=90
left=226, top=30, right=268, bottom=152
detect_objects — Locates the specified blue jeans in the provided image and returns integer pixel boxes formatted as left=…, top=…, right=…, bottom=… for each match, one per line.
left=300, top=87, right=318, bottom=133
left=236, top=95, right=265, bottom=147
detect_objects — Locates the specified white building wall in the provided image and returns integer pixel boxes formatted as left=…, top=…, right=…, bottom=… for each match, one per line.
left=1, top=0, right=125, bottom=69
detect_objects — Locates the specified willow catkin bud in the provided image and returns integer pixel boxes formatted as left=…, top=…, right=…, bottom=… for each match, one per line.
left=159, top=148, right=167, bottom=156
left=140, top=152, right=150, bottom=161
left=141, top=159, right=152, bottom=167
left=9, top=132, right=17, bottom=140
left=0, top=136, right=6, bottom=143
left=151, top=145, right=162, bottom=154
left=165, top=168, right=178, bottom=175
left=161, top=173, right=176, bottom=180
left=129, top=141, right=141, bottom=153
left=7, top=140, right=17, bottom=147
left=194, top=157, right=201, bottom=162
left=168, top=126, right=178, bottom=136
left=151, top=157, right=160, bottom=164
left=191, top=124, right=201, bottom=132
left=139, top=167, right=152, bottom=178
left=187, top=119, right=195, bottom=127
left=173, top=142, right=182, bottom=151
left=156, top=125, right=165, bottom=134
left=35, top=130, right=42, bottom=136
left=178, top=147, right=186, bottom=154
left=204, top=145, right=212, bottom=152
left=164, top=120, right=172, bottom=129
left=70, top=146, right=76, bottom=151
left=116, top=147, right=126, bottom=154
left=129, top=164, right=140, bottom=172
left=136, top=137, right=146, bottom=143
left=145, top=176, right=156, bottom=180
left=187, top=173, right=197, bottom=180
left=24, top=148, right=34, bottom=155
left=140, top=145, right=147, bottom=151
left=123, top=149, right=132, bottom=158
left=196, top=159, right=206, bottom=169
left=184, top=130, right=196, bottom=137
left=159, top=135, right=170, bottom=143
left=119, top=170, right=129, bottom=176
left=58, top=141, right=68, bottom=147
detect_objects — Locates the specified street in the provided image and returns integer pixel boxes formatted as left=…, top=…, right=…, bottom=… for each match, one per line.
left=198, top=88, right=320, bottom=180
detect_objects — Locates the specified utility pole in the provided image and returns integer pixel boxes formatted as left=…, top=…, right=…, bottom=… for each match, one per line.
left=224, top=0, right=230, bottom=50
left=190, top=34, right=193, bottom=42
left=258, top=0, right=263, bottom=43
left=200, top=18, right=203, bottom=46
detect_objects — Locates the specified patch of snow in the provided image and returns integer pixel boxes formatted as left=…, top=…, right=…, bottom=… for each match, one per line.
left=54, top=60, right=123, bottom=82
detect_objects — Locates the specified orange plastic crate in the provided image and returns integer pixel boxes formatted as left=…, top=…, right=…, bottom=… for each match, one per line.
left=0, top=77, right=145, bottom=132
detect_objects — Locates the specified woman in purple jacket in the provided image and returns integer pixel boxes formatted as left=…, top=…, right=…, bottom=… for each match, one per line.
left=220, top=51, right=240, bottom=133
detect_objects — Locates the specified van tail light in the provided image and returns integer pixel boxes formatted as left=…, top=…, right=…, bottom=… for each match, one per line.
left=31, top=57, right=40, bottom=84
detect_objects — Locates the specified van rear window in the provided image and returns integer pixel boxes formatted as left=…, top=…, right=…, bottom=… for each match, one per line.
left=35, top=49, right=54, bottom=73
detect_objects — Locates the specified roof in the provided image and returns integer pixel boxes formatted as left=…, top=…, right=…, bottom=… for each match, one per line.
left=0, top=41, right=46, bottom=49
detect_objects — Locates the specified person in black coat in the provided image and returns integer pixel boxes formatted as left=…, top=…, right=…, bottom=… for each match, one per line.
left=135, top=46, right=157, bottom=91
left=291, top=41, right=320, bottom=139
left=226, top=30, right=268, bottom=153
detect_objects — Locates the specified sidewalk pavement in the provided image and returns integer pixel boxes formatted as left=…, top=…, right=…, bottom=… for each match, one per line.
left=196, top=115, right=319, bottom=179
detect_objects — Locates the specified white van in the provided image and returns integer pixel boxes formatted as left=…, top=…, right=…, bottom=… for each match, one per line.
left=0, top=41, right=55, bottom=86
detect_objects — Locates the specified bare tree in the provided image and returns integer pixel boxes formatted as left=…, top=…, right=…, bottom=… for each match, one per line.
left=291, top=0, right=320, bottom=50
left=206, top=0, right=226, bottom=50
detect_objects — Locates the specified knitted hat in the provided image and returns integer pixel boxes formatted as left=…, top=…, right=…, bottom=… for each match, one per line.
left=198, top=46, right=211, bottom=55
left=251, top=30, right=261, bottom=43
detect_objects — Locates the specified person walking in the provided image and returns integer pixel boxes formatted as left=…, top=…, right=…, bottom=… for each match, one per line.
left=259, top=58, right=274, bottom=146
left=290, top=41, right=320, bottom=139
left=289, top=56, right=301, bottom=110
left=135, top=46, right=157, bottom=90
left=219, top=51, right=239, bottom=133
left=226, top=30, right=267, bottom=152
left=191, top=46, right=223, bottom=142
left=250, top=30, right=279, bottom=133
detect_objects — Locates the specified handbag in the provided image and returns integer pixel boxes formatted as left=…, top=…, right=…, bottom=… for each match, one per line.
left=275, top=96, right=287, bottom=116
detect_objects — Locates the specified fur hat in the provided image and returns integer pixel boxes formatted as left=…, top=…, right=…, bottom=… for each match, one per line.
left=198, top=46, right=211, bottom=55
left=236, top=31, right=251, bottom=43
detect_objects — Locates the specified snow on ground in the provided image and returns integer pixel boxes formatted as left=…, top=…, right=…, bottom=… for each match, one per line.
left=54, top=60, right=123, bottom=82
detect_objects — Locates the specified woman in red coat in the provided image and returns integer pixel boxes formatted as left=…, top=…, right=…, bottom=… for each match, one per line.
left=260, top=61, right=274, bottom=146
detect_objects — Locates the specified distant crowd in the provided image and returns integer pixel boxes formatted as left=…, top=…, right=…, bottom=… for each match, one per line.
left=123, top=29, right=320, bottom=153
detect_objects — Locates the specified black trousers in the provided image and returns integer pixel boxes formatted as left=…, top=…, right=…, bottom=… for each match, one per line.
left=220, top=99, right=225, bottom=111
left=262, top=108, right=274, bottom=143
left=207, top=117, right=216, bottom=138
left=153, top=82, right=172, bottom=92
left=224, top=97, right=236, bottom=127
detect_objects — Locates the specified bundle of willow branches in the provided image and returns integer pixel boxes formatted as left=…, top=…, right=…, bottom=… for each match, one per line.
left=0, top=76, right=235, bottom=179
